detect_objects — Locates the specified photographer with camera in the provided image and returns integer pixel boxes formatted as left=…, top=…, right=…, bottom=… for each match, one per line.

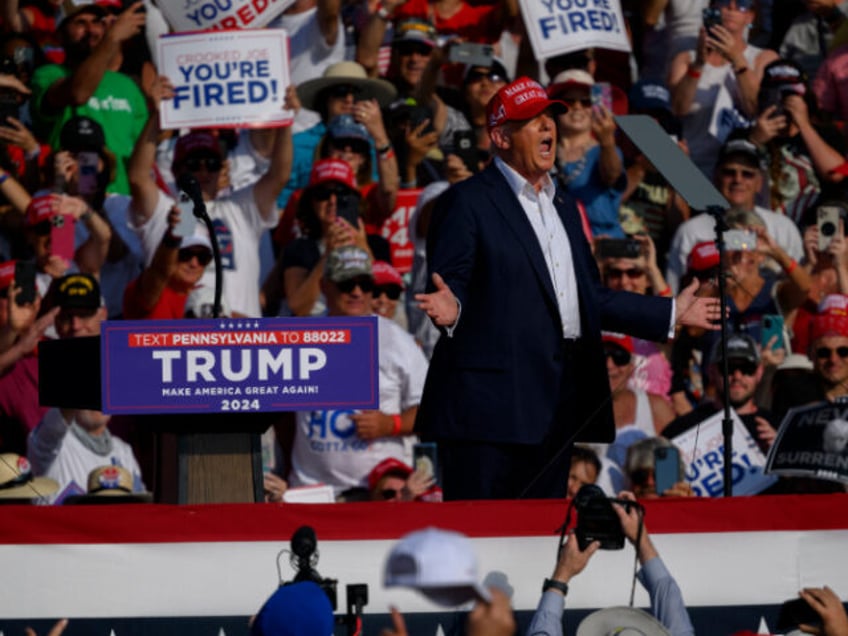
left=527, top=490, right=695, bottom=636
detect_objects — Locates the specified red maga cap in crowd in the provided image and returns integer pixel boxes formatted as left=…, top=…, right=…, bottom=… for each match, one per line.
left=26, top=194, right=56, bottom=226
left=810, top=294, right=848, bottom=342
left=486, top=77, right=568, bottom=132
left=688, top=241, right=720, bottom=272
left=602, top=331, right=634, bottom=353
left=307, top=158, right=358, bottom=191
left=372, top=261, right=404, bottom=288
left=172, top=131, right=223, bottom=169
left=0, top=261, right=15, bottom=291
left=368, top=457, right=412, bottom=491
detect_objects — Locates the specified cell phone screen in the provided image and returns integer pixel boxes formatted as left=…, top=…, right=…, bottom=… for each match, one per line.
left=654, top=446, right=681, bottom=496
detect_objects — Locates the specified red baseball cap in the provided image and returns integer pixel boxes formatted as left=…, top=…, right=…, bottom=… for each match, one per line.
left=810, top=294, right=848, bottom=342
left=0, top=261, right=15, bottom=292
left=26, top=194, right=56, bottom=226
left=368, top=457, right=412, bottom=491
left=486, top=76, right=568, bottom=132
left=372, top=261, right=404, bottom=288
left=687, top=241, right=720, bottom=272
left=172, top=131, right=223, bottom=171
left=602, top=331, right=634, bottom=353
left=307, top=158, right=358, bottom=192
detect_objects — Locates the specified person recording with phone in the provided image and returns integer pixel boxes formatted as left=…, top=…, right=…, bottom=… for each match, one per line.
left=527, top=490, right=695, bottom=636
left=668, top=0, right=778, bottom=177
left=745, top=59, right=846, bottom=225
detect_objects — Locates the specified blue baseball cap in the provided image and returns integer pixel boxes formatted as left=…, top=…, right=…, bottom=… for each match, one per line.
left=628, top=79, right=672, bottom=114
left=327, top=114, right=370, bottom=143
left=251, top=582, right=334, bottom=636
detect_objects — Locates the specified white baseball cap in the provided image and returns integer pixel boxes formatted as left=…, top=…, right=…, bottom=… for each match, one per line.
left=577, top=607, right=671, bottom=636
left=384, top=527, right=491, bottom=607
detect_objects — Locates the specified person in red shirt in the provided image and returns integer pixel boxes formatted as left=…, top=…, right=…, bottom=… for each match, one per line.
left=122, top=206, right=213, bottom=320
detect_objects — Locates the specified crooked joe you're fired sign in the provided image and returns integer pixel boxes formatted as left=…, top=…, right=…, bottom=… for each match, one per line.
left=100, top=317, right=379, bottom=415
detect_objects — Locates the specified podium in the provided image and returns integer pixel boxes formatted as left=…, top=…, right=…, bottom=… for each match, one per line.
left=38, top=317, right=379, bottom=504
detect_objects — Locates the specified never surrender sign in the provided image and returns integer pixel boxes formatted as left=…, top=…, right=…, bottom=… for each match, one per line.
left=101, top=317, right=379, bottom=414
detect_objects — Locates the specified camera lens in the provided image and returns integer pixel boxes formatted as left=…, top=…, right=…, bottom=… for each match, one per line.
left=822, top=222, right=837, bottom=237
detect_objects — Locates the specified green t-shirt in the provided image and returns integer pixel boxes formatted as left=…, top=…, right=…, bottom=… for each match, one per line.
left=31, top=64, right=148, bottom=195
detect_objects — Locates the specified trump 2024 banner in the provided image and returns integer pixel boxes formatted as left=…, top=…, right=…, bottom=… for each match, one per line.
left=158, top=29, right=293, bottom=130
left=519, top=0, right=630, bottom=61
left=100, top=317, right=379, bottom=414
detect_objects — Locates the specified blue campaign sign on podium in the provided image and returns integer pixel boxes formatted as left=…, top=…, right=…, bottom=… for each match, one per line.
left=100, top=316, right=379, bottom=415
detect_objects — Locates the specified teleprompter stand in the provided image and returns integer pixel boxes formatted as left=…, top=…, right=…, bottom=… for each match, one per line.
left=614, top=116, right=735, bottom=497
left=38, top=335, right=274, bottom=504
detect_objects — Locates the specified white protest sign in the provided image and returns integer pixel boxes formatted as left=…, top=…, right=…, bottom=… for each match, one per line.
left=519, top=0, right=630, bottom=62
left=158, top=30, right=293, bottom=130
left=671, top=409, right=777, bottom=496
left=159, top=0, right=294, bottom=33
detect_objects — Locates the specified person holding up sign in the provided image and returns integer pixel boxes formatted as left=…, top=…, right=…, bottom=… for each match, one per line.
left=667, top=0, right=778, bottom=177
left=127, top=76, right=293, bottom=318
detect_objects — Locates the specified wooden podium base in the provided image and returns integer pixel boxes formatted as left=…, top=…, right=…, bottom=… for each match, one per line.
left=177, top=433, right=263, bottom=504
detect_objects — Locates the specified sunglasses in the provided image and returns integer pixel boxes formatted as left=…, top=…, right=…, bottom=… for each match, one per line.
left=629, top=467, right=653, bottom=486
left=327, top=83, right=362, bottom=99
left=374, top=284, right=402, bottom=300
left=395, top=41, right=433, bottom=57
left=607, top=267, right=645, bottom=280
left=467, top=69, right=506, bottom=84
left=727, top=361, right=758, bottom=376
left=336, top=277, right=374, bottom=294
left=604, top=346, right=632, bottom=366
left=815, top=346, right=848, bottom=360
left=313, top=184, right=353, bottom=202
left=380, top=488, right=401, bottom=500
left=713, top=0, right=753, bottom=10
left=184, top=155, right=223, bottom=173
left=31, top=220, right=52, bottom=236
left=557, top=97, right=592, bottom=108
left=720, top=167, right=757, bottom=180
left=178, top=248, right=213, bottom=266
left=331, top=138, right=370, bottom=156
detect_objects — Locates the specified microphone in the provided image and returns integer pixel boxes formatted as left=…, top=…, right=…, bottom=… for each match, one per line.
left=291, top=525, right=317, bottom=561
left=176, top=172, right=205, bottom=218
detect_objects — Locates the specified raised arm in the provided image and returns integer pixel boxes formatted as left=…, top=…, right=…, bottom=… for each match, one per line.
left=251, top=87, right=295, bottom=220
left=316, top=0, right=342, bottom=47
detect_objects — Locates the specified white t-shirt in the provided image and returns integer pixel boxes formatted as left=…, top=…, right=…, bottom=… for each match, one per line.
left=131, top=187, right=276, bottom=317
left=28, top=408, right=145, bottom=504
left=666, top=205, right=804, bottom=293
left=269, top=7, right=345, bottom=87
left=289, top=315, right=429, bottom=496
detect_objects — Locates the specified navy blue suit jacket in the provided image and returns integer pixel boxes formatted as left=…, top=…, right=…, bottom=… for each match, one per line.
left=415, top=162, right=673, bottom=446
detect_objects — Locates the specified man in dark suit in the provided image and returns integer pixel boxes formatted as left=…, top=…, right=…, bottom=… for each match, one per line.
left=414, top=77, right=721, bottom=500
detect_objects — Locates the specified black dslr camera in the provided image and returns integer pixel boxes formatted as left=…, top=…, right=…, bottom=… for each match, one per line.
left=574, top=484, right=639, bottom=550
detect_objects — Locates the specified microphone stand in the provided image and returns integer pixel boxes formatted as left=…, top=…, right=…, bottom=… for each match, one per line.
left=706, top=204, right=734, bottom=497
left=190, top=197, right=223, bottom=319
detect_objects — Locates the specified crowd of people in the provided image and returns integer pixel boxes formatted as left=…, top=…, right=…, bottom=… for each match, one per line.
left=0, top=0, right=847, bottom=506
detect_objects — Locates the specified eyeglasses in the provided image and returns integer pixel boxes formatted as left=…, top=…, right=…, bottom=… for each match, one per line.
left=719, top=167, right=757, bottom=180
left=727, top=361, right=758, bottom=376
left=312, top=184, right=352, bottom=202
left=184, top=155, right=223, bottom=173
left=467, top=69, right=506, bottom=84
left=326, top=83, right=362, bottom=99
left=713, top=0, right=753, bottom=11
left=557, top=97, right=592, bottom=108
left=331, top=138, right=370, bottom=156
left=178, top=248, right=213, bottom=266
left=395, top=41, right=433, bottom=57
left=606, top=267, right=645, bottom=280
left=604, top=346, right=632, bottom=366
left=336, top=277, right=375, bottom=294
left=380, top=488, right=401, bottom=500
left=815, top=346, right=848, bottom=360
left=374, top=284, right=402, bottom=300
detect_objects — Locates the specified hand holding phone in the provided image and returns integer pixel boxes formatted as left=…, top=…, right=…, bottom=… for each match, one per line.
left=413, top=442, right=439, bottom=488
left=49, top=213, right=76, bottom=263
left=817, top=206, right=841, bottom=252
left=760, top=314, right=785, bottom=351
left=654, top=445, right=681, bottom=496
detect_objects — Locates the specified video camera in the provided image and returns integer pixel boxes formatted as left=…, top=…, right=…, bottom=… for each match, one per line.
left=572, top=484, right=641, bottom=550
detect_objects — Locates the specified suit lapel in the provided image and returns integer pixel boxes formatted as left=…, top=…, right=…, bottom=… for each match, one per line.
left=482, top=164, right=558, bottom=308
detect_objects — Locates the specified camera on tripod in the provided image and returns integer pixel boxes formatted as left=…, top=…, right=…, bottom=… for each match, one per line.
left=280, top=526, right=369, bottom=635
left=573, top=484, right=639, bottom=550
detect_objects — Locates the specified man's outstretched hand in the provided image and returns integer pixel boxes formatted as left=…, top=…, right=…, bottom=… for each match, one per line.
left=415, top=273, right=459, bottom=326
left=675, top=279, right=723, bottom=331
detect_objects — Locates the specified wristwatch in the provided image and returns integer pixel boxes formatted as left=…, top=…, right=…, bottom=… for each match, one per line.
left=542, top=578, right=569, bottom=596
